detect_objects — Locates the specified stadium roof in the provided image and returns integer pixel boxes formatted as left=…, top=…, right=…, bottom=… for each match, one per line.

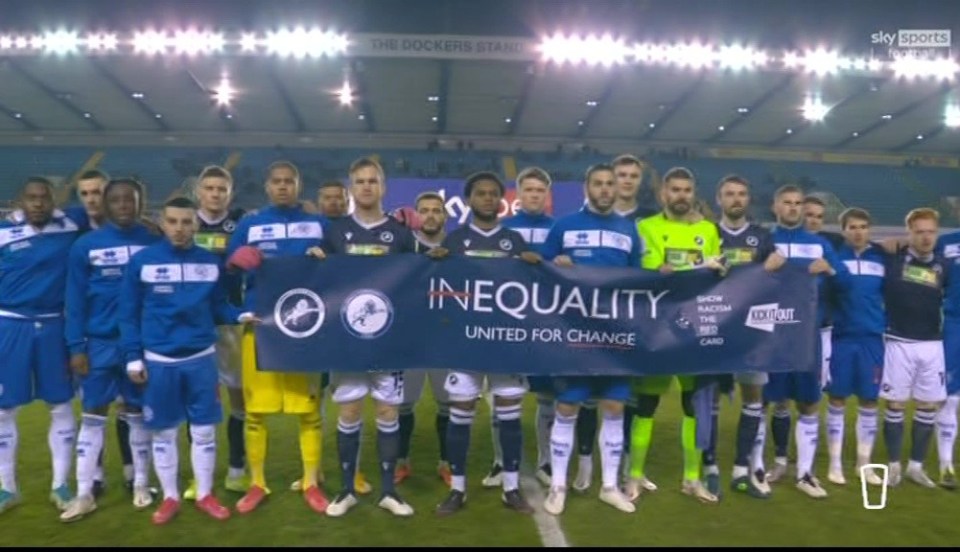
left=0, top=0, right=958, bottom=155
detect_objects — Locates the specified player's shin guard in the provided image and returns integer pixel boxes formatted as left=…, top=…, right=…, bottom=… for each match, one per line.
left=911, top=410, right=936, bottom=464
left=495, top=404, right=523, bottom=492
left=622, top=404, right=635, bottom=456
left=436, top=403, right=450, bottom=463
left=48, top=403, right=75, bottom=490
left=550, top=413, right=576, bottom=488
left=397, top=404, right=415, bottom=462
left=0, top=409, right=18, bottom=493
left=244, top=414, right=268, bottom=489
left=227, top=413, right=246, bottom=471
left=152, top=428, right=180, bottom=500
left=629, top=417, right=653, bottom=479
left=734, top=403, right=763, bottom=473
left=190, top=425, right=217, bottom=500
left=599, top=412, right=624, bottom=489
left=856, top=406, right=878, bottom=466
left=336, top=418, right=362, bottom=493
left=299, top=411, right=322, bottom=489
left=377, top=417, right=400, bottom=495
left=883, top=409, right=905, bottom=463
left=771, top=407, right=791, bottom=462
left=681, top=416, right=700, bottom=482
left=795, top=414, right=819, bottom=478
left=535, top=395, right=555, bottom=468
left=75, top=414, right=107, bottom=497
left=447, top=407, right=474, bottom=492
left=126, top=413, right=151, bottom=488
left=936, top=396, right=959, bottom=470
left=826, top=405, right=845, bottom=471
left=576, top=403, right=598, bottom=457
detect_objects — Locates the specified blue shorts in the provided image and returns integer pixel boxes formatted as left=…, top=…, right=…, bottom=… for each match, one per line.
left=78, top=338, right=144, bottom=411
left=553, top=376, right=631, bottom=404
left=764, top=371, right=822, bottom=404
left=0, top=316, right=73, bottom=409
left=827, top=336, right=883, bottom=401
left=142, top=352, right=223, bottom=431
left=944, top=319, right=960, bottom=395
left=528, top=376, right=554, bottom=394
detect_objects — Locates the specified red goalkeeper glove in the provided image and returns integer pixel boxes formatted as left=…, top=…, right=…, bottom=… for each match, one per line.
left=391, top=206, right=423, bottom=231
left=227, top=245, right=263, bottom=271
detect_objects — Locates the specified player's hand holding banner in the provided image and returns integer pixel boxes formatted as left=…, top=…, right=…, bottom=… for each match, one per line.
left=252, top=255, right=818, bottom=377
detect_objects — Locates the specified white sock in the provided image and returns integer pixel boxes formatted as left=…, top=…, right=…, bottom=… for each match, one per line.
left=550, top=413, right=576, bottom=489
left=190, top=424, right=217, bottom=500
left=936, top=395, right=959, bottom=470
left=48, top=402, right=76, bottom=489
left=577, top=455, right=593, bottom=481
left=796, top=414, right=819, bottom=479
left=856, top=406, right=878, bottom=466
left=826, top=404, right=845, bottom=470
left=599, top=412, right=624, bottom=490
left=489, top=396, right=503, bottom=466
left=503, top=471, right=519, bottom=491
left=0, top=408, right=19, bottom=493
left=536, top=395, right=555, bottom=468
left=75, top=414, right=107, bottom=497
left=126, top=413, right=151, bottom=488
left=152, top=427, right=180, bottom=501
left=751, top=417, right=767, bottom=473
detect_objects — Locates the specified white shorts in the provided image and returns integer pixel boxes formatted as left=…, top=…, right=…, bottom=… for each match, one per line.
left=880, top=339, right=947, bottom=403
left=402, top=369, right=450, bottom=405
left=216, top=325, right=243, bottom=389
left=445, top=371, right=528, bottom=402
left=821, top=328, right=832, bottom=390
left=331, top=371, right=405, bottom=405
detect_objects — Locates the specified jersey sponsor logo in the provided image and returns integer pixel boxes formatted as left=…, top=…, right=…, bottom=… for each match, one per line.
left=380, top=231, right=394, bottom=243
left=248, top=223, right=286, bottom=243
left=775, top=242, right=823, bottom=259
left=274, top=288, right=326, bottom=339
left=183, top=263, right=219, bottom=283
left=464, top=249, right=510, bottom=258
left=8, top=241, right=30, bottom=252
left=499, top=238, right=513, bottom=251
left=723, top=247, right=756, bottom=266
left=288, top=221, right=323, bottom=239
left=844, top=259, right=885, bottom=277
left=141, top=264, right=182, bottom=283
left=943, top=243, right=960, bottom=258
left=666, top=248, right=704, bottom=268
left=346, top=243, right=391, bottom=256
left=563, top=230, right=600, bottom=248
left=901, top=264, right=939, bottom=287
left=341, top=289, right=394, bottom=339
left=194, top=232, right=229, bottom=253
left=745, top=302, right=801, bottom=332
left=89, top=246, right=131, bottom=267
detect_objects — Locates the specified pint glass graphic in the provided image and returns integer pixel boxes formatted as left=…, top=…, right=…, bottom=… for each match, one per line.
left=860, top=463, right=889, bottom=510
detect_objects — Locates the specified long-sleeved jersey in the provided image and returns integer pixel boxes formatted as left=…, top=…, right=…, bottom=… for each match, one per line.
left=0, top=209, right=85, bottom=318
left=541, top=206, right=641, bottom=267
left=769, top=224, right=851, bottom=327
left=225, top=205, right=328, bottom=312
left=832, top=243, right=887, bottom=339
left=637, top=212, right=721, bottom=271
left=65, top=222, right=160, bottom=355
left=119, top=239, right=242, bottom=362
left=501, top=211, right=554, bottom=256
left=936, top=231, right=960, bottom=321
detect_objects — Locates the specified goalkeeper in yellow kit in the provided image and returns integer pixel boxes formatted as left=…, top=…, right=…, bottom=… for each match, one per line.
left=627, top=167, right=725, bottom=504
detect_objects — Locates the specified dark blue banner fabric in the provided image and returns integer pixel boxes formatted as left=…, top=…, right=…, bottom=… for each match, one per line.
left=253, top=255, right=817, bottom=377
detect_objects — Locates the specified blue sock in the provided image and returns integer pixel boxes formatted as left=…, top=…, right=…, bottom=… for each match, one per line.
left=496, top=404, right=523, bottom=490
left=436, top=404, right=450, bottom=463
left=577, top=404, right=598, bottom=456
left=884, top=409, right=904, bottom=463
left=116, top=414, right=132, bottom=469
left=447, top=407, right=474, bottom=491
left=397, top=406, right=415, bottom=461
left=702, top=404, right=720, bottom=468
left=377, top=418, right=400, bottom=496
left=227, top=414, right=245, bottom=470
left=911, top=410, right=936, bottom=463
left=622, top=404, right=635, bottom=454
left=772, top=408, right=791, bottom=459
left=735, top=403, right=763, bottom=468
left=337, top=418, right=362, bottom=494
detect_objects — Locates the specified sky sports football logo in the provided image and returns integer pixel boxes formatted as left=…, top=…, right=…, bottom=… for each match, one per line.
left=744, top=303, right=800, bottom=333
left=871, top=29, right=952, bottom=48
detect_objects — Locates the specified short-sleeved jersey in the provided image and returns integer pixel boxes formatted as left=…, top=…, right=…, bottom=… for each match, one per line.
left=884, top=246, right=949, bottom=341
left=195, top=208, right=246, bottom=306
left=541, top=207, right=641, bottom=268
left=637, top=213, right=721, bottom=271
left=442, top=224, right=529, bottom=258
left=718, top=222, right=775, bottom=267
left=324, top=214, right=415, bottom=256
